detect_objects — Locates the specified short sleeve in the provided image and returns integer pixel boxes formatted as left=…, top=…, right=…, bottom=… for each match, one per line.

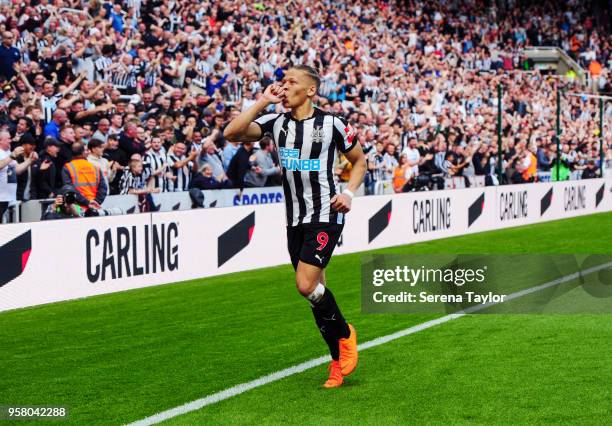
left=332, top=116, right=357, bottom=153
left=254, top=113, right=279, bottom=137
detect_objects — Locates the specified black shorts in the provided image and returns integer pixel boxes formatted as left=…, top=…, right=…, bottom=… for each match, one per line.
left=286, top=222, right=344, bottom=271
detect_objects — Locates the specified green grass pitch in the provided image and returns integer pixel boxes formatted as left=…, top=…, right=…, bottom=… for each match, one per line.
left=1, top=212, right=611, bottom=425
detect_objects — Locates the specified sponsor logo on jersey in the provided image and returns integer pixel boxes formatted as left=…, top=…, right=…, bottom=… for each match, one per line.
left=279, top=147, right=321, bottom=171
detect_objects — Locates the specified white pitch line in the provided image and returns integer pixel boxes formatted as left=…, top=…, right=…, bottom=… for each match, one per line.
left=126, top=262, right=612, bottom=426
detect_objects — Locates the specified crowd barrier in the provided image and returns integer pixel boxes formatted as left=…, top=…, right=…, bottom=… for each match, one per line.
left=444, top=176, right=486, bottom=189
left=17, top=187, right=286, bottom=223
left=14, top=184, right=364, bottom=223
left=0, top=178, right=610, bottom=312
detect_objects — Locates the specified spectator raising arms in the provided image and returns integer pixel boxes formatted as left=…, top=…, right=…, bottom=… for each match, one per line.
left=0, top=0, right=609, bottom=214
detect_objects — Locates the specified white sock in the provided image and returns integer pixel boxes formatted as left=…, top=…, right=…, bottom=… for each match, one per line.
left=307, top=283, right=326, bottom=304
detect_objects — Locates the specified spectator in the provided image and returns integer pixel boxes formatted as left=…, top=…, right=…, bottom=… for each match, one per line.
left=537, top=141, right=552, bottom=172
left=31, top=137, right=61, bottom=200
left=382, top=144, right=399, bottom=181
left=119, top=158, right=160, bottom=196
left=15, top=133, right=38, bottom=201
left=393, top=154, right=414, bottom=193
left=0, top=31, right=19, bottom=80
left=244, top=138, right=281, bottom=187
left=119, top=122, right=146, bottom=158
left=87, top=138, right=112, bottom=191
left=582, top=160, right=599, bottom=179
left=43, top=109, right=68, bottom=140
left=190, top=164, right=232, bottom=190
left=222, top=138, right=240, bottom=170
left=200, top=140, right=227, bottom=184
left=402, top=137, right=421, bottom=177
left=227, top=140, right=256, bottom=189
left=0, top=0, right=607, bottom=220
left=143, top=136, right=168, bottom=192
left=61, top=142, right=107, bottom=210
left=5, top=102, right=25, bottom=142
left=0, top=131, right=35, bottom=220
left=109, top=114, right=123, bottom=136
left=55, top=125, right=77, bottom=185
left=366, top=141, right=385, bottom=195
left=102, top=135, right=128, bottom=195
left=167, top=141, right=197, bottom=192
left=472, top=143, right=497, bottom=186
left=522, top=145, right=538, bottom=183
left=92, top=118, right=111, bottom=143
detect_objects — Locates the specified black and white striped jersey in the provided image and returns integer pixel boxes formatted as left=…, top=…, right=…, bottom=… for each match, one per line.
left=95, top=56, right=113, bottom=81
left=166, top=153, right=193, bottom=192
left=112, top=64, right=137, bottom=89
left=254, top=108, right=357, bottom=226
left=143, top=148, right=167, bottom=191
left=194, top=59, right=211, bottom=85
left=119, top=170, right=147, bottom=195
left=41, top=94, right=62, bottom=123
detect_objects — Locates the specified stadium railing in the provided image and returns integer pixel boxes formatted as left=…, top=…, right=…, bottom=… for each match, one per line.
left=2, top=169, right=609, bottom=224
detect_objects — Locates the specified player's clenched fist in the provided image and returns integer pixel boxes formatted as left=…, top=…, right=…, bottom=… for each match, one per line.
left=263, top=83, right=286, bottom=104
left=330, top=193, right=352, bottom=214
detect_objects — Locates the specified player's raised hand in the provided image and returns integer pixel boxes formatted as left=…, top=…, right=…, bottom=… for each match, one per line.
left=263, top=83, right=285, bottom=104
left=330, top=193, right=352, bottom=214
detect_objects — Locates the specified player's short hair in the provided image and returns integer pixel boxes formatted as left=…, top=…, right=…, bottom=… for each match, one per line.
left=290, top=64, right=321, bottom=91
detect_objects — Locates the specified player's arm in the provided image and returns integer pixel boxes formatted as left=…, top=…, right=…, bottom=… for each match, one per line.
left=330, top=120, right=366, bottom=214
left=223, top=83, right=285, bottom=142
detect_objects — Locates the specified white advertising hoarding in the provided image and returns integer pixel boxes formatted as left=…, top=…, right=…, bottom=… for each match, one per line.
left=1, top=179, right=610, bottom=312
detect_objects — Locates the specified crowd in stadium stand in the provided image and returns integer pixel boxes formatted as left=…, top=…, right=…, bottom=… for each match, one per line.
left=0, top=0, right=611, bottom=219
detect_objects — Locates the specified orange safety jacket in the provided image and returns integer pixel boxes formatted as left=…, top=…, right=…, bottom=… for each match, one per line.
left=65, top=158, right=100, bottom=203
left=522, top=152, right=537, bottom=181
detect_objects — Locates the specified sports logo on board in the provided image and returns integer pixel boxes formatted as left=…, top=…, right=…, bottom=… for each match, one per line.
left=218, top=212, right=255, bottom=267
left=541, top=187, right=553, bottom=216
left=368, top=201, right=392, bottom=243
left=468, top=193, right=485, bottom=227
left=0, top=230, right=31, bottom=287
left=595, top=183, right=604, bottom=207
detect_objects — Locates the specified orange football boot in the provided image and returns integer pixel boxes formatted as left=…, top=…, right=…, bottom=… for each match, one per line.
left=339, top=324, right=358, bottom=376
left=323, top=360, right=343, bottom=388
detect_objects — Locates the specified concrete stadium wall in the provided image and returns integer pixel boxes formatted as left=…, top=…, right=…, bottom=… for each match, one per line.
left=1, top=178, right=610, bottom=312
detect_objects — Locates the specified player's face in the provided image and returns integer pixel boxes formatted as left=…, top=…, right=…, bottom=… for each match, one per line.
left=281, top=69, right=316, bottom=109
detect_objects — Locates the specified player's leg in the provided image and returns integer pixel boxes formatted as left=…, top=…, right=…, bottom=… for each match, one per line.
left=295, top=260, right=346, bottom=387
left=301, top=223, right=357, bottom=376
left=310, top=267, right=358, bottom=378
left=295, top=223, right=358, bottom=383
left=288, top=225, right=344, bottom=379
left=295, top=261, right=347, bottom=357
left=286, top=225, right=303, bottom=271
